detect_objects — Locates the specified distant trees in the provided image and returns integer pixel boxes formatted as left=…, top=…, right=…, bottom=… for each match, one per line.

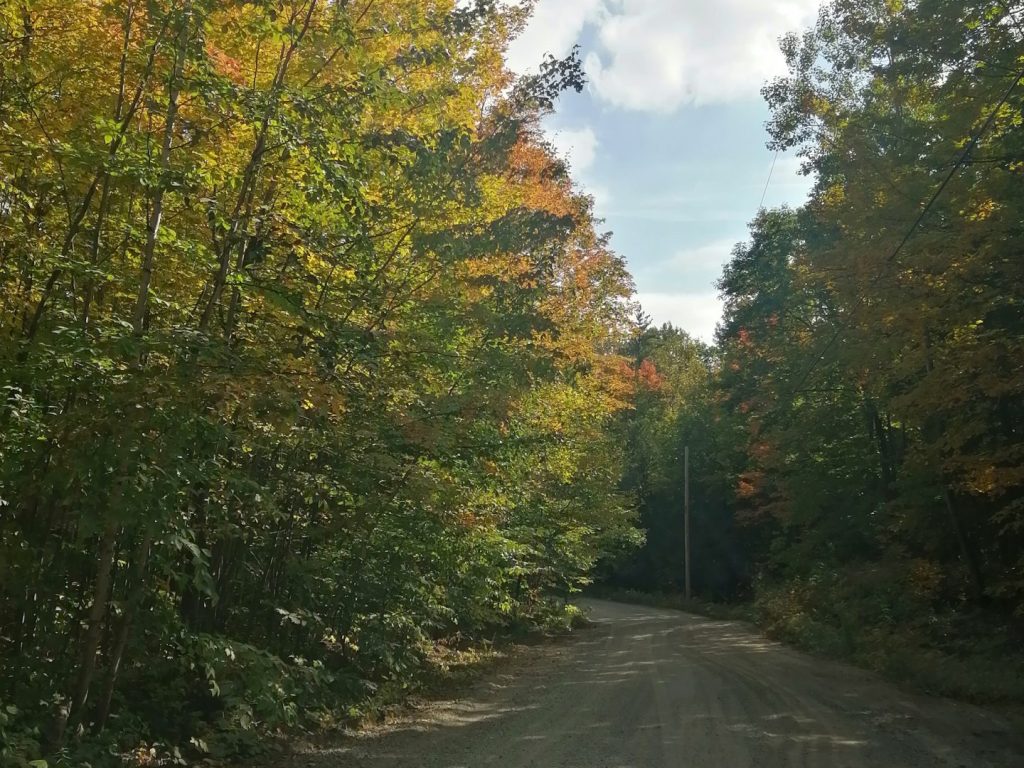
left=618, top=1, right=1024, bottom=674
left=609, top=324, right=749, bottom=599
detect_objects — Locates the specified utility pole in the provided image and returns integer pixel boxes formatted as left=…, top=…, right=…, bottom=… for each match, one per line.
left=684, top=445, right=691, bottom=600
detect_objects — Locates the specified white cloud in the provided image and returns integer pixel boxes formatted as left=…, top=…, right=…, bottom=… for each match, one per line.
left=591, top=0, right=819, bottom=110
left=587, top=0, right=820, bottom=110
left=507, top=0, right=820, bottom=111
left=603, top=204, right=745, bottom=224
left=633, top=238, right=739, bottom=282
left=504, top=0, right=604, bottom=74
left=636, top=291, right=723, bottom=342
left=543, top=124, right=612, bottom=215
left=547, top=126, right=599, bottom=173
left=669, top=238, right=739, bottom=270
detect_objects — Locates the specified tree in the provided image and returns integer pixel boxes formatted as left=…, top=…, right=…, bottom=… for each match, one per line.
left=0, top=2, right=641, bottom=763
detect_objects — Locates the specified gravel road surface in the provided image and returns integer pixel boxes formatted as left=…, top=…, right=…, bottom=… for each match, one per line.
left=322, top=599, right=1024, bottom=767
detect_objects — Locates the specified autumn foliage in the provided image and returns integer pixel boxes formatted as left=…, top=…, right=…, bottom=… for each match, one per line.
left=609, top=0, right=1024, bottom=703
left=711, top=0, right=1024, bottom=699
left=0, top=1, right=640, bottom=764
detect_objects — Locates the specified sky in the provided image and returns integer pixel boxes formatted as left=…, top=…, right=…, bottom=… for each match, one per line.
left=503, top=0, right=821, bottom=342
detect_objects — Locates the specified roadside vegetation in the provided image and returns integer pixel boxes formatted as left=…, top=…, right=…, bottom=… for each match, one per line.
left=3, top=0, right=1023, bottom=765
left=608, top=0, right=1024, bottom=709
left=0, top=2, right=639, bottom=766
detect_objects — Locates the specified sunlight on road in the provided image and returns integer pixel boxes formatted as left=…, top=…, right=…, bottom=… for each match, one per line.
left=323, top=601, right=1023, bottom=768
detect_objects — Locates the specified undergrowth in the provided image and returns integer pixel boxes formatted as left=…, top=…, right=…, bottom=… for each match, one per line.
left=0, top=602, right=587, bottom=768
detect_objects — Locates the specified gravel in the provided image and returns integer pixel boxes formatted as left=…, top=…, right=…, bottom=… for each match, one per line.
left=307, top=599, right=1024, bottom=767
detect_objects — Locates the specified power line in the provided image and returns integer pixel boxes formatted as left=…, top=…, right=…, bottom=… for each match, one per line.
left=879, top=66, right=1024, bottom=271
left=759, top=149, right=780, bottom=210
left=784, top=64, right=1024, bottom=399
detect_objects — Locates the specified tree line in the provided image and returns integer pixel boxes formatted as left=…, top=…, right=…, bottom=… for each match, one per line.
left=4, top=0, right=1023, bottom=764
left=0, top=2, right=643, bottom=764
left=615, top=0, right=1024, bottom=701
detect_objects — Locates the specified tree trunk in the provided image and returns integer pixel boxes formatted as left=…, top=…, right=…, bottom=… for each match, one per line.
left=61, top=517, right=119, bottom=741
left=133, top=2, right=191, bottom=335
left=943, top=488, right=986, bottom=604
left=21, top=13, right=170, bottom=345
left=198, top=1, right=318, bottom=333
left=94, top=528, right=153, bottom=733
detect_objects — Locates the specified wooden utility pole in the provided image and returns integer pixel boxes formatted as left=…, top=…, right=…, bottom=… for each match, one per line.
left=684, top=445, right=691, bottom=600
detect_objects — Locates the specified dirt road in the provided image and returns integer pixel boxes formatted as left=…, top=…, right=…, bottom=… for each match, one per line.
left=325, top=600, right=1024, bottom=767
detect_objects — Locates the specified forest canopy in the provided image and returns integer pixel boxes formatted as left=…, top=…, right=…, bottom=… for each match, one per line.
left=3, top=0, right=1024, bottom=765
left=0, top=1, right=642, bottom=764
left=613, top=0, right=1024, bottom=704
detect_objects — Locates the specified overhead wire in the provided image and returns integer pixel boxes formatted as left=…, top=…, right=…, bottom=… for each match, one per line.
left=759, top=149, right=780, bottom=210
left=782, top=63, right=1024, bottom=400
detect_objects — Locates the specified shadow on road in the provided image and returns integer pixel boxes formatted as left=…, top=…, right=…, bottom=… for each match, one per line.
left=291, top=601, right=1024, bottom=768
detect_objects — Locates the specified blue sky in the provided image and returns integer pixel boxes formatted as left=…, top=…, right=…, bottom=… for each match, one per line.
left=504, top=0, right=820, bottom=341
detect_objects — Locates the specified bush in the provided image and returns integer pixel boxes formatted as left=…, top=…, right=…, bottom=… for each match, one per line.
left=752, top=564, right=1024, bottom=704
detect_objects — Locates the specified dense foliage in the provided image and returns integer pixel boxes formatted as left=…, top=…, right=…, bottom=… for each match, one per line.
left=726, top=0, right=1024, bottom=624
left=614, top=0, right=1024, bottom=700
left=0, top=2, right=643, bottom=764
left=5, top=0, right=1023, bottom=762
left=608, top=320, right=751, bottom=598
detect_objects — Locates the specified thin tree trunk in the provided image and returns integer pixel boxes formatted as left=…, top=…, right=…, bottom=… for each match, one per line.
left=93, top=528, right=153, bottom=733
left=133, top=2, right=191, bottom=335
left=198, top=1, right=318, bottom=333
left=920, top=328, right=985, bottom=602
left=223, top=163, right=286, bottom=337
left=22, top=12, right=170, bottom=344
left=62, top=517, right=119, bottom=741
left=19, top=2, right=33, bottom=64
left=943, top=488, right=986, bottom=603
left=83, top=1, right=137, bottom=330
